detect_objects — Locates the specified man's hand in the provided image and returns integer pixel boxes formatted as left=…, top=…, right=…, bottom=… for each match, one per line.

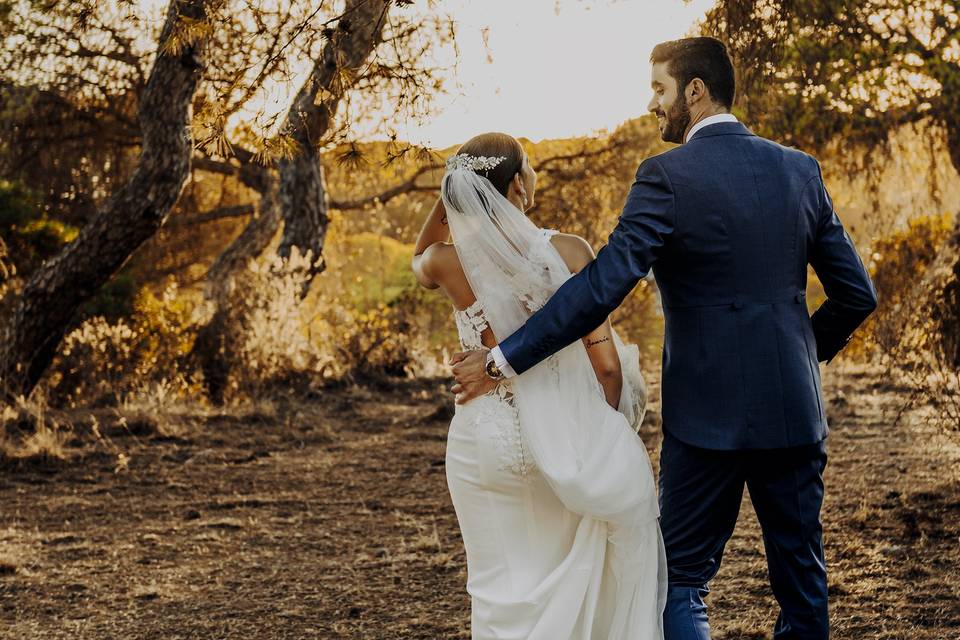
left=450, top=349, right=496, bottom=404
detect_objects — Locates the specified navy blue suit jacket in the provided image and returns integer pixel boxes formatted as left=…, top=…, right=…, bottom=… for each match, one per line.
left=500, top=121, right=877, bottom=450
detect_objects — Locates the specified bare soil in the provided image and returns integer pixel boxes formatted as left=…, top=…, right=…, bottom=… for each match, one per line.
left=1, top=365, right=958, bottom=639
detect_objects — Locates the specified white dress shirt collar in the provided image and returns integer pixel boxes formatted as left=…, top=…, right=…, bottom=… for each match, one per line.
left=684, top=113, right=738, bottom=143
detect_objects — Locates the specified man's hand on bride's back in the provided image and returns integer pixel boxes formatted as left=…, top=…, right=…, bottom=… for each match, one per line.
left=450, top=349, right=496, bottom=404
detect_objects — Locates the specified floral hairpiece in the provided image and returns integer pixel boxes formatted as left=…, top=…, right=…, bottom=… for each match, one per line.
left=445, top=153, right=506, bottom=173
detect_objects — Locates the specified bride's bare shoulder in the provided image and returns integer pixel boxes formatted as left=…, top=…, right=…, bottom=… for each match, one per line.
left=419, top=240, right=456, bottom=263
left=549, top=233, right=596, bottom=273
left=417, top=242, right=464, bottom=283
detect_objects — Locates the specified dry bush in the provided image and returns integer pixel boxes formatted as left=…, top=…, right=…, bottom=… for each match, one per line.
left=196, top=249, right=443, bottom=404
left=10, top=241, right=445, bottom=410
left=42, top=280, right=203, bottom=408
left=858, top=213, right=955, bottom=357
left=232, top=253, right=321, bottom=386
left=893, top=227, right=960, bottom=431
left=312, top=288, right=447, bottom=382
left=853, top=213, right=960, bottom=429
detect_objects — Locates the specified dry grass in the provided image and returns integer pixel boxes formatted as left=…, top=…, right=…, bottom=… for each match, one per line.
left=0, top=371, right=956, bottom=639
left=0, top=395, right=70, bottom=468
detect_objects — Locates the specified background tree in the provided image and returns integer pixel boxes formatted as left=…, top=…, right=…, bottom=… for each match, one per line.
left=185, top=0, right=450, bottom=402
left=0, top=0, right=451, bottom=402
left=700, top=0, right=960, bottom=421
left=0, top=0, right=676, bottom=405
left=0, top=0, right=218, bottom=400
left=701, top=0, right=959, bottom=173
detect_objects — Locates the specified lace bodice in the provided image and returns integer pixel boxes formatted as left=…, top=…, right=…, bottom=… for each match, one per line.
left=453, top=299, right=489, bottom=351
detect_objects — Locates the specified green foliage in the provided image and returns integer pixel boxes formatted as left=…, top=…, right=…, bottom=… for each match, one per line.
left=0, top=179, right=35, bottom=230
left=334, top=231, right=421, bottom=305
left=311, top=223, right=453, bottom=379
left=326, top=294, right=427, bottom=379
left=0, top=179, right=78, bottom=275
left=79, top=273, right=140, bottom=322
left=0, top=180, right=141, bottom=322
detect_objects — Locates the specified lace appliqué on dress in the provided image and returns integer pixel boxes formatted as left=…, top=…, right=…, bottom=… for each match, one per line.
left=452, top=299, right=536, bottom=479
left=453, top=300, right=488, bottom=351
left=478, top=381, right=535, bottom=478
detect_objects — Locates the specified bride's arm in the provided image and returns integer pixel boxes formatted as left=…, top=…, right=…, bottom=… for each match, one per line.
left=582, top=319, right=622, bottom=409
left=411, top=198, right=449, bottom=288
left=551, top=234, right=622, bottom=409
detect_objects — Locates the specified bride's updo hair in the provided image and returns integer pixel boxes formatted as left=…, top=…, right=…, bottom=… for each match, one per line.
left=456, top=132, right=524, bottom=197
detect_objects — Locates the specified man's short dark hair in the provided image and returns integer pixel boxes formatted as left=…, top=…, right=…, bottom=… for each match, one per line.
left=650, top=37, right=735, bottom=109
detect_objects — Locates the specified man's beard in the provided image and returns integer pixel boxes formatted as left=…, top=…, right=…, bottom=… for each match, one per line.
left=659, top=97, right=691, bottom=144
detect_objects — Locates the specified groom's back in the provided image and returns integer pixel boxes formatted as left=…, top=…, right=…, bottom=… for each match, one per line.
left=652, top=123, right=831, bottom=449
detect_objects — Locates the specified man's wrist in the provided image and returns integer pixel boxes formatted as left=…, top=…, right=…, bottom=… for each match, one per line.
left=484, top=350, right=505, bottom=381
left=489, top=345, right=517, bottom=378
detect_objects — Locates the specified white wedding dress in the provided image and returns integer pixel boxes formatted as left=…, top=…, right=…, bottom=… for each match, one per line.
left=441, top=155, right=666, bottom=640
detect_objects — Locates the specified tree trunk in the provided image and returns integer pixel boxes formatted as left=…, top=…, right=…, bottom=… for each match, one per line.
left=276, top=0, right=390, bottom=293
left=942, top=122, right=960, bottom=368
left=277, top=142, right=329, bottom=289
left=190, top=180, right=281, bottom=404
left=0, top=0, right=211, bottom=401
left=941, top=225, right=960, bottom=368
left=188, top=0, right=390, bottom=403
left=204, top=180, right=281, bottom=301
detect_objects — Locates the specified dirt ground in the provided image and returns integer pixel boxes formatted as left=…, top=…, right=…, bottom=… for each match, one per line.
left=1, top=364, right=958, bottom=639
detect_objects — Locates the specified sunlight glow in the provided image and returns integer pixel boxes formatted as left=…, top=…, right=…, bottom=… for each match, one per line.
left=137, top=0, right=714, bottom=149
left=391, top=0, right=714, bottom=147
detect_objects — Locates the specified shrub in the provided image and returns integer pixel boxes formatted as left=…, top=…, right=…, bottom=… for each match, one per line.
left=853, top=213, right=960, bottom=430
left=43, top=279, right=202, bottom=408
left=0, top=395, right=69, bottom=468
left=851, top=212, right=955, bottom=359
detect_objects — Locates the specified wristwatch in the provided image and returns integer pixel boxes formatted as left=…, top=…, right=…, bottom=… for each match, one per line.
left=484, top=351, right=505, bottom=381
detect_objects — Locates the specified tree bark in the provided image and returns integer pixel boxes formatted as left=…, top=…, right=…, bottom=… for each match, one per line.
left=203, top=181, right=281, bottom=301
left=189, top=179, right=280, bottom=404
left=941, top=225, right=960, bottom=369
left=0, top=0, right=211, bottom=400
left=942, top=121, right=960, bottom=368
left=276, top=0, right=390, bottom=292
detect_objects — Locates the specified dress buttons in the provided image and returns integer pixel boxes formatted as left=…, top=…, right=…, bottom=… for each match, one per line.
left=794, top=293, right=805, bottom=303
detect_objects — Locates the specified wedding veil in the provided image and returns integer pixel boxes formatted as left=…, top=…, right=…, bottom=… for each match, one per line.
left=441, top=153, right=667, bottom=636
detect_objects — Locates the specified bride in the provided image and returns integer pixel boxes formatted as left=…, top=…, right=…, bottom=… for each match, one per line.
left=412, top=132, right=666, bottom=639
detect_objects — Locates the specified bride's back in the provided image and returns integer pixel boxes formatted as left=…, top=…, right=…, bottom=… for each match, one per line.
left=418, top=232, right=598, bottom=350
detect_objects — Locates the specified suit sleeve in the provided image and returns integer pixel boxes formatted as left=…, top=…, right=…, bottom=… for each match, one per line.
left=808, top=161, right=878, bottom=362
left=499, top=157, right=676, bottom=375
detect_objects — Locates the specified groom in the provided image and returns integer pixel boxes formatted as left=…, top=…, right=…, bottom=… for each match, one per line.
left=451, top=37, right=877, bottom=639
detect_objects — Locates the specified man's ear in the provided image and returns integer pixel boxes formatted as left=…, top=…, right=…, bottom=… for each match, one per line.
left=687, top=77, right=707, bottom=104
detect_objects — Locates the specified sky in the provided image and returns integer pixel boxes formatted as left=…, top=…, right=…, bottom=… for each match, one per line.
left=391, top=0, right=715, bottom=147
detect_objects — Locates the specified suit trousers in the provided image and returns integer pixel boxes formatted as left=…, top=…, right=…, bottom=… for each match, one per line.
left=658, top=430, right=829, bottom=640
